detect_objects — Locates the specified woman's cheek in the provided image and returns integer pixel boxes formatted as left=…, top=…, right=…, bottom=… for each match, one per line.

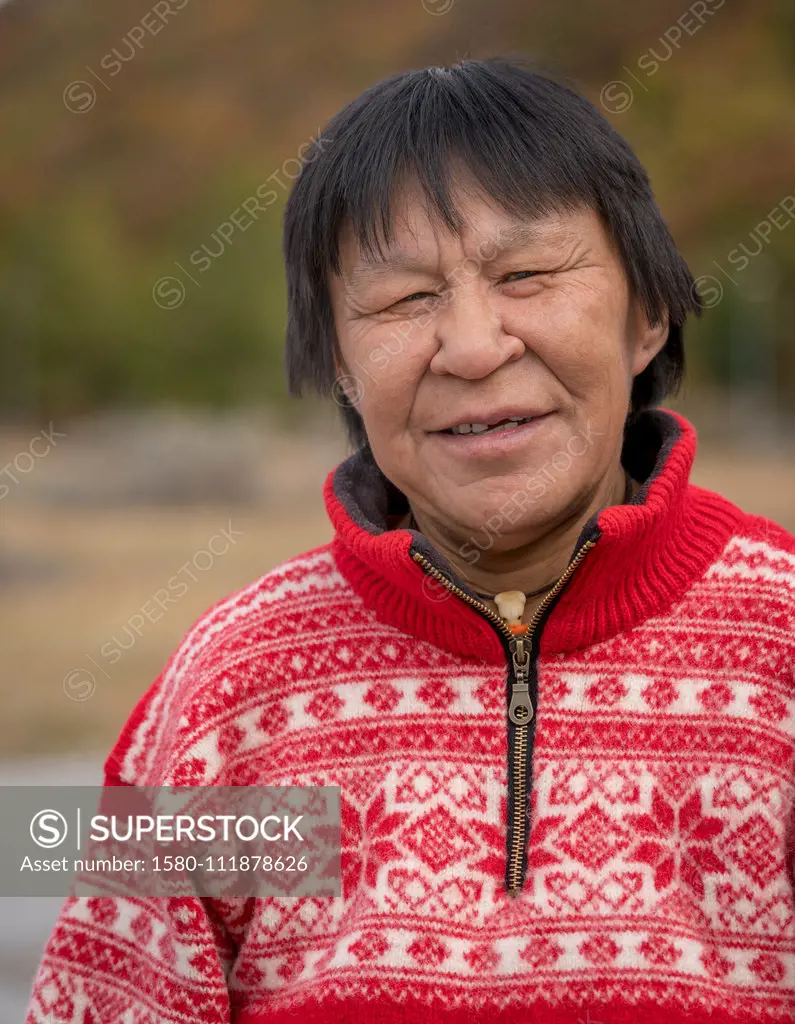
left=356, top=356, right=419, bottom=437
left=354, top=321, right=413, bottom=377
left=367, top=345, right=392, bottom=371
left=513, top=294, right=627, bottom=400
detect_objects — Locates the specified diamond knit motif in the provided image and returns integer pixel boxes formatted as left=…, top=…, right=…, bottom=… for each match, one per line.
left=398, top=804, right=480, bottom=872
left=641, top=677, right=679, bottom=711
left=305, top=689, right=344, bottom=720
left=363, top=681, right=402, bottom=713
left=557, top=803, right=632, bottom=869
left=348, top=932, right=390, bottom=963
left=464, top=942, right=500, bottom=972
left=639, top=935, right=681, bottom=966
left=416, top=677, right=457, bottom=709
left=406, top=934, right=449, bottom=967
left=519, top=935, right=564, bottom=969
left=720, top=813, right=783, bottom=888
left=579, top=934, right=621, bottom=965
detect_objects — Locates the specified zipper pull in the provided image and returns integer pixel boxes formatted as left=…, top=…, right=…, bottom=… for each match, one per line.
left=508, top=636, right=533, bottom=725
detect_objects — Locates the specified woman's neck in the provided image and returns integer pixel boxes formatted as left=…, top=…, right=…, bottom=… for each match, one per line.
left=401, top=461, right=635, bottom=624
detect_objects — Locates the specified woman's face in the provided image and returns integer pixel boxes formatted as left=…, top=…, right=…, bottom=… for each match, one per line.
left=328, top=180, right=668, bottom=552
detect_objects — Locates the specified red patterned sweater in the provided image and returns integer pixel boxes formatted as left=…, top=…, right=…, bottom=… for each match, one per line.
left=26, top=408, right=795, bottom=1024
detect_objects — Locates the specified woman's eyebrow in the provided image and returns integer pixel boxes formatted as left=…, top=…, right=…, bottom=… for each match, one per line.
left=491, top=221, right=572, bottom=254
left=344, top=252, right=438, bottom=290
left=347, top=252, right=429, bottom=284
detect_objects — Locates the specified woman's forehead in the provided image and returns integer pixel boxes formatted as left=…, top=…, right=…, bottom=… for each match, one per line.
left=334, top=199, right=601, bottom=276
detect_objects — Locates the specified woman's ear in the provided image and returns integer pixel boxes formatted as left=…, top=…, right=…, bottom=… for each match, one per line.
left=631, top=306, right=670, bottom=378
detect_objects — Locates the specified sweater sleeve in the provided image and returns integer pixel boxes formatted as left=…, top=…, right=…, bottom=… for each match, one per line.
left=24, top=894, right=234, bottom=1024
left=24, top=643, right=242, bottom=1024
left=24, top=760, right=237, bottom=1024
left=23, top=575, right=275, bottom=1023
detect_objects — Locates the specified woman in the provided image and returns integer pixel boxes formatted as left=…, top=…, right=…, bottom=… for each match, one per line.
left=27, top=57, right=795, bottom=1024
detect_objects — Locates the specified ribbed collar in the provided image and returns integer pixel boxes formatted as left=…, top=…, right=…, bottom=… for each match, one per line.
left=323, top=408, right=743, bottom=662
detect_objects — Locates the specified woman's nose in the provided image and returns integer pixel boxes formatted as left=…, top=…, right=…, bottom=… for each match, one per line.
left=428, top=284, right=525, bottom=379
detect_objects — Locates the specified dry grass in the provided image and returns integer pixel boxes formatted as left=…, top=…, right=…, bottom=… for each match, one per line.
left=0, top=434, right=793, bottom=760
left=0, top=502, right=335, bottom=759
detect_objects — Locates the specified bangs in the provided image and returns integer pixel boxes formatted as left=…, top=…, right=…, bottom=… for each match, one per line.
left=311, top=61, right=602, bottom=274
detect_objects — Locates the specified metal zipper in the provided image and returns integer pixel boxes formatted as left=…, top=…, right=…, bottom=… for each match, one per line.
left=411, top=538, right=597, bottom=896
left=503, top=539, right=596, bottom=894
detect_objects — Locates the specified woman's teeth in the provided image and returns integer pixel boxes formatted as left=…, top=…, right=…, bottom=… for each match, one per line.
left=449, top=416, right=532, bottom=436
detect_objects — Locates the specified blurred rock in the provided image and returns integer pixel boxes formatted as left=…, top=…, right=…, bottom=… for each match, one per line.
left=0, top=407, right=346, bottom=509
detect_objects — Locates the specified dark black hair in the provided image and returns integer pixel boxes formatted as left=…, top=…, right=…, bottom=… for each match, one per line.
left=283, top=57, right=701, bottom=451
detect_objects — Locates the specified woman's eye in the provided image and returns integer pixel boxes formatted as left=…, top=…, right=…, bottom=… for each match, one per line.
left=502, top=271, right=540, bottom=283
left=396, top=291, right=435, bottom=304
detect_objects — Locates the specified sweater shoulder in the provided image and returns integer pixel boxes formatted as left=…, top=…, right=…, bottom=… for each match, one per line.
left=701, top=484, right=795, bottom=554
left=694, top=486, right=795, bottom=599
left=731, top=510, right=795, bottom=555
left=690, top=482, right=795, bottom=552
left=103, top=540, right=345, bottom=786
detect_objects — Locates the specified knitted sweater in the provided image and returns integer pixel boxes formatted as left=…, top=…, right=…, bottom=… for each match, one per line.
left=26, top=408, right=795, bottom=1024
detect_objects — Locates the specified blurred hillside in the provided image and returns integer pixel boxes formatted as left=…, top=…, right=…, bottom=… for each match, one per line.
left=1, top=0, right=795, bottom=424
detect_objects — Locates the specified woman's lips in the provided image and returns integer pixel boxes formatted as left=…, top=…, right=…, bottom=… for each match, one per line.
left=429, top=412, right=556, bottom=457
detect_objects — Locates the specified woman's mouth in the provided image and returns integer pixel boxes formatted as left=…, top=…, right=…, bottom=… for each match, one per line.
left=431, top=413, right=555, bottom=457
left=441, top=415, right=535, bottom=436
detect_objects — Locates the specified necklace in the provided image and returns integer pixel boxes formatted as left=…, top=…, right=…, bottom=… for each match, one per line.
left=406, top=469, right=634, bottom=624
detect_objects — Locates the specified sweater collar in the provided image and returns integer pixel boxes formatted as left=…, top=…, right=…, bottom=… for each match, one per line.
left=324, top=408, right=742, bottom=662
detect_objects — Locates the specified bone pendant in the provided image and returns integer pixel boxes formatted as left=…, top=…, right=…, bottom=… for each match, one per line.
left=493, top=590, right=526, bottom=626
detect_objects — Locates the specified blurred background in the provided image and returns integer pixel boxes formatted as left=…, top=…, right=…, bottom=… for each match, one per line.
left=1, top=0, right=795, bottom=1015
